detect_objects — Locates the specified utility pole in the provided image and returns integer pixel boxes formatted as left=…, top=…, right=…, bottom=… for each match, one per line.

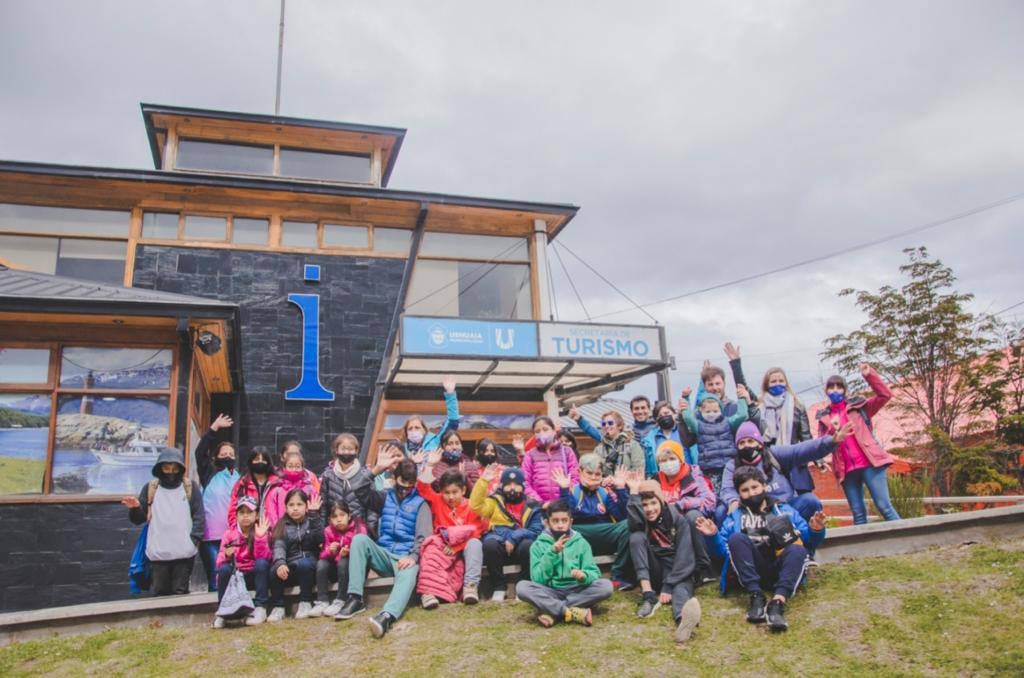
left=274, top=0, right=286, bottom=115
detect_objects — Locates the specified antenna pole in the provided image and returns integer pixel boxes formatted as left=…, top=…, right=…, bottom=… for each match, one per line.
left=274, top=0, right=286, bottom=115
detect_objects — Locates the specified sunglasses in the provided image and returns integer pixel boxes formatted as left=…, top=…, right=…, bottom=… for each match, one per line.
left=601, top=420, right=617, bottom=427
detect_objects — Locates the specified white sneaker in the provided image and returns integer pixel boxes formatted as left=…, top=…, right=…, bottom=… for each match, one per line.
left=324, top=599, right=344, bottom=617
left=490, top=590, right=506, bottom=602
left=295, top=602, right=313, bottom=619
left=212, top=616, right=225, bottom=629
left=245, top=608, right=267, bottom=626
left=267, top=606, right=286, bottom=623
left=309, top=601, right=328, bottom=617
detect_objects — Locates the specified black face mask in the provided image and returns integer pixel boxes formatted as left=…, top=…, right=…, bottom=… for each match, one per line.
left=503, top=490, right=524, bottom=504
left=478, top=454, right=498, bottom=467
left=394, top=484, right=414, bottom=500
left=738, top=446, right=763, bottom=465
left=158, top=471, right=183, bottom=489
left=336, top=453, right=357, bottom=465
left=741, top=492, right=766, bottom=511
left=657, top=414, right=676, bottom=429
left=249, top=461, right=271, bottom=475
left=550, top=528, right=570, bottom=541
left=214, top=457, right=236, bottom=471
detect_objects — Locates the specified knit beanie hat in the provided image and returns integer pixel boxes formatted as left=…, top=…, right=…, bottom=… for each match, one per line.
left=825, top=374, right=847, bottom=391
left=500, top=467, right=525, bottom=488
left=734, top=421, right=765, bottom=446
left=697, top=393, right=723, bottom=409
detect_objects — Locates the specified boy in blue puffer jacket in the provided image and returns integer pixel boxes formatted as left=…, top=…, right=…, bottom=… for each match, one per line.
left=695, top=466, right=826, bottom=632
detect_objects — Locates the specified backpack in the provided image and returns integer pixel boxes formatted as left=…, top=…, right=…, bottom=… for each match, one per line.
left=569, top=485, right=615, bottom=523
left=146, top=477, right=193, bottom=521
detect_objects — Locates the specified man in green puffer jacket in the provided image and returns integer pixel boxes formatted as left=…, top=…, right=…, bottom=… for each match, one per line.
left=515, top=499, right=613, bottom=627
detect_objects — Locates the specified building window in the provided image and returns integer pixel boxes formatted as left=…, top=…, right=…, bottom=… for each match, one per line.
left=176, top=138, right=275, bottom=175
left=0, top=345, right=176, bottom=500
left=183, top=215, right=227, bottom=241
left=279, top=147, right=372, bottom=183
left=232, top=217, right=269, bottom=246
left=142, top=212, right=179, bottom=240
left=281, top=221, right=318, bottom=248
left=0, top=203, right=129, bottom=238
left=420, top=233, right=529, bottom=262
left=0, top=234, right=126, bottom=286
left=373, top=228, right=411, bottom=254
left=406, top=259, right=532, bottom=319
left=322, top=223, right=369, bottom=249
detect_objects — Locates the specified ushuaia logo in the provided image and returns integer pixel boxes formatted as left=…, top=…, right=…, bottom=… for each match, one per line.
left=429, top=325, right=447, bottom=348
left=495, top=328, right=515, bottom=351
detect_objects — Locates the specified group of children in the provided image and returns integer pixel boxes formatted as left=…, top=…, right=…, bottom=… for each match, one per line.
left=124, top=352, right=901, bottom=643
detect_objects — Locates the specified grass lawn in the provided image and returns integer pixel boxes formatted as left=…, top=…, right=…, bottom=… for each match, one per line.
left=2, top=538, right=1022, bottom=677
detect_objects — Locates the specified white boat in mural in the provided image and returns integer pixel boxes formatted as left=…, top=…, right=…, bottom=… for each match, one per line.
left=90, top=436, right=163, bottom=466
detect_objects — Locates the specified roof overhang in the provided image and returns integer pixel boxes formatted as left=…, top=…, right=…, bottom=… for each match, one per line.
left=386, top=315, right=668, bottom=405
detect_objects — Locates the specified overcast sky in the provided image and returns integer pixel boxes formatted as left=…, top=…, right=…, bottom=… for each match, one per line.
left=2, top=1, right=1022, bottom=402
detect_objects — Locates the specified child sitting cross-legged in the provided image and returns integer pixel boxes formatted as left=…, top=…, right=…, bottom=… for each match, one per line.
left=415, top=449, right=488, bottom=608
left=311, top=500, right=366, bottom=618
left=515, top=499, right=614, bottom=627
left=626, top=476, right=703, bottom=644
left=694, top=465, right=826, bottom=632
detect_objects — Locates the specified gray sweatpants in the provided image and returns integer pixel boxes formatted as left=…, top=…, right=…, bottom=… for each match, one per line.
left=515, top=579, right=614, bottom=618
left=463, top=538, right=483, bottom=586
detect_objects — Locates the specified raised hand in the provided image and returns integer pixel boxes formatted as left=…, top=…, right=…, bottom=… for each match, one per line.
left=309, top=494, right=322, bottom=512
left=551, top=467, right=571, bottom=489
left=120, top=496, right=140, bottom=509
left=612, top=465, right=628, bottom=490
left=409, top=450, right=426, bottom=466
left=569, top=404, right=581, bottom=421
left=511, top=434, right=525, bottom=453
left=254, top=517, right=270, bottom=538
left=809, top=511, right=827, bottom=531
left=832, top=422, right=855, bottom=444
left=724, top=342, right=741, bottom=361
left=625, top=470, right=643, bottom=495
left=859, top=363, right=872, bottom=377
left=694, top=516, right=718, bottom=536
left=552, top=534, right=569, bottom=553
left=442, top=375, right=457, bottom=393
left=736, top=384, right=751, bottom=402
left=426, top=448, right=443, bottom=468
left=210, top=413, right=234, bottom=432
left=481, top=463, right=499, bottom=482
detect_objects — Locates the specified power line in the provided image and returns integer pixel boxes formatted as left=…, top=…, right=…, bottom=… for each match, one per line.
left=551, top=242, right=590, bottom=320
left=589, top=189, right=1024, bottom=321
left=553, top=240, right=660, bottom=324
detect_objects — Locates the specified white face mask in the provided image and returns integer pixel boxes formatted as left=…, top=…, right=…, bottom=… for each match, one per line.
left=702, top=411, right=722, bottom=423
left=659, top=459, right=681, bottom=476
left=406, top=430, right=424, bottom=445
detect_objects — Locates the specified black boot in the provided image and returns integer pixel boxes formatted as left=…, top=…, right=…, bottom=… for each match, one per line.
left=335, top=594, right=366, bottom=621
left=766, top=598, right=788, bottom=632
left=746, top=591, right=767, bottom=623
left=369, top=611, right=395, bottom=638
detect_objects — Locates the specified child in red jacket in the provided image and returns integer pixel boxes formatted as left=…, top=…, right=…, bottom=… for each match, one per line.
left=416, top=449, right=488, bottom=607
left=312, top=500, right=366, bottom=617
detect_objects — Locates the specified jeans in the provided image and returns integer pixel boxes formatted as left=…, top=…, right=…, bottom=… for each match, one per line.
left=842, top=466, right=900, bottom=525
left=515, top=579, right=613, bottom=618
left=151, top=557, right=194, bottom=596
left=789, top=493, right=823, bottom=522
left=269, top=557, right=316, bottom=605
left=316, top=556, right=351, bottom=603
left=463, top=538, right=483, bottom=586
left=482, top=536, right=533, bottom=589
left=347, top=534, right=418, bottom=619
left=217, top=559, right=270, bottom=608
left=199, top=539, right=221, bottom=592
left=726, top=532, right=808, bottom=599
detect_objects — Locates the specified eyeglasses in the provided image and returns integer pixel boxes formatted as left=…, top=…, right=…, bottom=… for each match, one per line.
left=601, top=420, right=617, bottom=427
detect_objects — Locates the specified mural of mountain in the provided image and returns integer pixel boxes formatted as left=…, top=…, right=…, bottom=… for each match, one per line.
left=0, top=406, right=48, bottom=428
left=55, top=413, right=167, bottom=449
left=2, top=395, right=51, bottom=416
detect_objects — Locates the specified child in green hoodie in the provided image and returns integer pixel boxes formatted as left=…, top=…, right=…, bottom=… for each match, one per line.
left=515, top=499, right=614, bottom=627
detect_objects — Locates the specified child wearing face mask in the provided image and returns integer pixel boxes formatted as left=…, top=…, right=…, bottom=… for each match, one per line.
left=644, top=401, right=697, bottom=478
left=228, top=447, right=282, bottom=529
left=429, top=431, right=481, bottom=493
left=522, top=416, right=580, bottom=505
left=214, top=496, right=271, bottom=626
left=312, top=500, right=366, bottom=617
left=320, top=433, right=380, bottom=537
left=274, top=446, right=320, bottom=518
left=681, top=391, right=749, bottom=497
left=121, top=449, right=205, bottom=596
left=269, top=489, right=324, bottom=621
left=416, top=450, right=488, bottom=607
left=695, top=466, right=826, bottom=632
left=471, top=465, right=544, bottom=602
left=194, top=414, right=240, bottom=592
left=652, top=441, right=716, bottom=584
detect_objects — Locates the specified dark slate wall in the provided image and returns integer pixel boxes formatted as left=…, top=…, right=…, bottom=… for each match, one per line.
left=0, top=246, right=405, bottom=612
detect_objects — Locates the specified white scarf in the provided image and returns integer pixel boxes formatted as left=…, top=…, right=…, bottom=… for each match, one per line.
left=760, top=392, right=794, bottom=445
left=333, top=459, right=362, bottom=481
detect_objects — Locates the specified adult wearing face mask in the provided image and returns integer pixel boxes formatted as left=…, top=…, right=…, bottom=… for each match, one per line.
left=121, top=448, right=205, bottom=595
left=227, top=446, right=282, bottom=529
left=320, top=433, right=380, bottom=537
left=719, top=422, right=853, bottom=528
left=430, top=431, right=481, bottom=493
left=816, top=364, right=901, bottom=525
left=193, top=414, right=240, bottom=592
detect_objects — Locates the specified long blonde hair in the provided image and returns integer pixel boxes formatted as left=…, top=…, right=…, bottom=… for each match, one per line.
left=761, top=367, right=804, bottom=409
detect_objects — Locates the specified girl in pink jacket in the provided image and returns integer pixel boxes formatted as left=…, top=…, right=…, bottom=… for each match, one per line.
left=522, top=416, right=580, bottom=505
left=312, top=500, right=367, bottom=617
left=214, top=496, right=272, bottom=627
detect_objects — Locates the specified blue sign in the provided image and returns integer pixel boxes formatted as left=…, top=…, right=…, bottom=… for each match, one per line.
left=402, top=316, right=538, bottom=358
left=285, top=292, right=335, bottom=401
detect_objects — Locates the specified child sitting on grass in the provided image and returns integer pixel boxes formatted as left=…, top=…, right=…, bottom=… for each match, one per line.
left=213, top=496, right=271, bottom=627
left=695, top=465, right=826, bottom=632
left=515, top=499, right=613, bottom=627
left=312, top=500, right=366, bottom=617
left=416, top=449, right=488, bottom=607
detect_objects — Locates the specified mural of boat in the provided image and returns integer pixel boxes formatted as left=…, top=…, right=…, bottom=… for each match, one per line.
left=90, top=436, right=163, bottom=466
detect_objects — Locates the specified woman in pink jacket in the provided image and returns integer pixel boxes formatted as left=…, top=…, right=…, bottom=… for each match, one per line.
left=817, top=363, right=900, bottom=525
left=521, top=416, right=580, bottom=506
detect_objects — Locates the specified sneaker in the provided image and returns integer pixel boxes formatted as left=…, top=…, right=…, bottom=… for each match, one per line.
left=212, top=616, right=225, bottom=629
left=766, top=599, right=788, bottom=632
left=565, top=606, right=593, bottom=626
left=267, top=606, right=286, bottom=623
left=324, top=599, right=344, bottom=617
left=537, top=614, right=555, bottom=628
left=746, top=592, right=767, bottom=624
left=490, top=589, right=506, bottom=603
left=295, top=601, right=313, bottom=619
left=462, top=584, right=479, bottom=605
left=335, top=594, right=367, bottom=621
left=612, top=578, right=635, bottom=592
left=674, top=597, right=701, bottom=644
left=309, top=601, right=328, bottom=617
left=636, top=592, right=661, bottom=619
left=369, top=611, right=395, bottom=638
left=806, top=558, right=820, bottom=568
left=695, top=567, right=719, bottom=587
left=421, top=593, right=440, bottom=610
left=245, top=607, right=267, bottom=626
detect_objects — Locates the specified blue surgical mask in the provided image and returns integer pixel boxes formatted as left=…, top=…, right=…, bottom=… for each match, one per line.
left=828, top=392, right=845, bottom=405
left=767, top=385, right=787, bottom=397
